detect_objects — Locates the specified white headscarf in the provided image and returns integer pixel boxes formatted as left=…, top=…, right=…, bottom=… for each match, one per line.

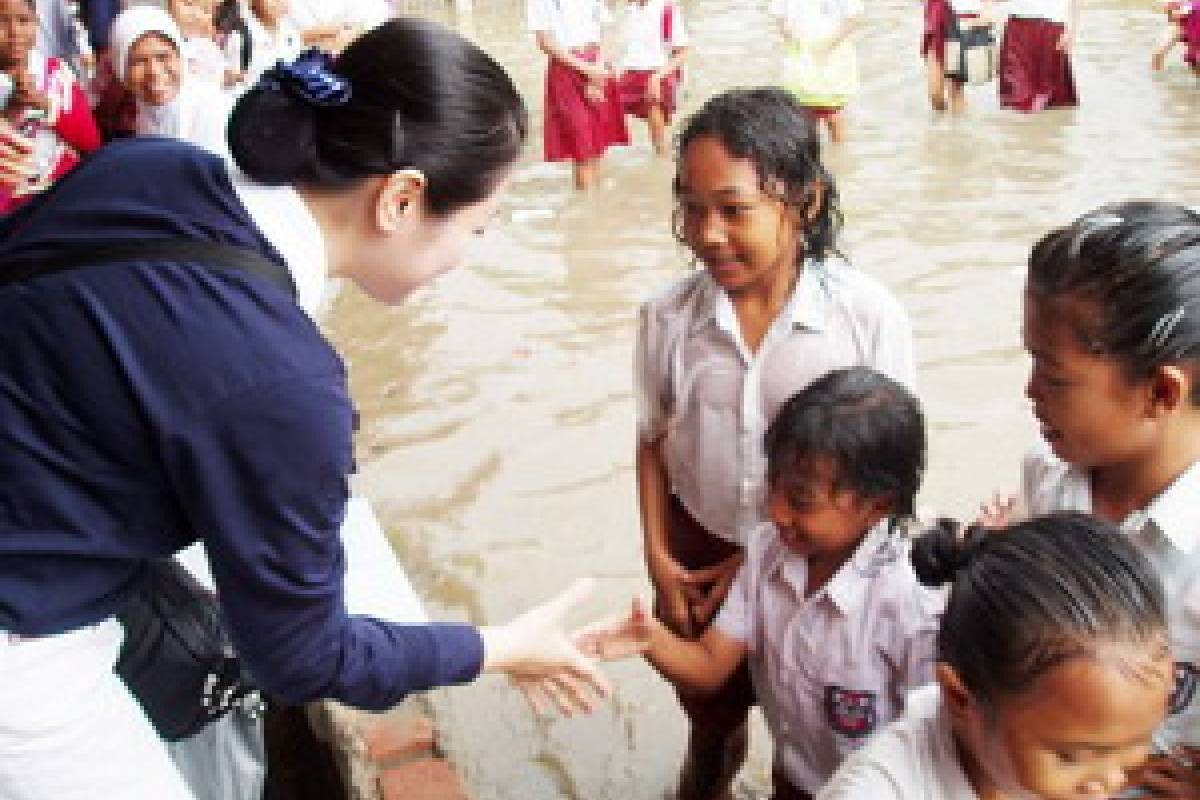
left=108, top=6, right=184, bottom=85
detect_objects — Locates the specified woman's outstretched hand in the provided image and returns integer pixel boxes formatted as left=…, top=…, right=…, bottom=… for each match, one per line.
left=479, top=578, right=612, bottom=717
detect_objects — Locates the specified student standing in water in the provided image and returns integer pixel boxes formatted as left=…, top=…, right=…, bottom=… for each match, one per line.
left=920, top=0, right=995, bottom=113
left=819, top=512, right=1174, bottom=799
left=634, top=87, right=914, bottom=799
left=527, top=0, right=629, bottom=190
left=997, top=0, right=1079, bottom=111
left=615, top=0, right=689, bottom=157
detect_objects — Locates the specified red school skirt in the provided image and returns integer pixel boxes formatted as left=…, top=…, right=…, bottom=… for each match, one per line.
left=618, top=68, right=679, bottom=121
left=920, top=0, right=980, bottom=67
left=1183, top=8, right=1200, bottom=66
left=543, top=45, right=630, bottom=163
left=998, top=16, right=1078, bottom=111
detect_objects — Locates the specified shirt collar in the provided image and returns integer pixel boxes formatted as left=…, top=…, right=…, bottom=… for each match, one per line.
left=231, top=174, right=330, bottom=321
left=1142, top=459, right=1200, bottom=554
left=767, top=517, right=897, bottom=615
left=689, top=258, right=832, bottom=337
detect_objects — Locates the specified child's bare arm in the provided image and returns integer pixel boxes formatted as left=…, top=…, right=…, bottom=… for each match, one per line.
left=534, top=30, right=608, bottom=80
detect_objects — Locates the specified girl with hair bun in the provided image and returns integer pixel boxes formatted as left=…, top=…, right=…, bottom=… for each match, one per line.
left=581, top=366, right=940, bottom=800
left=0, top=18, right=609, bottom=800
left=820, top=512, right=1174, bottom=800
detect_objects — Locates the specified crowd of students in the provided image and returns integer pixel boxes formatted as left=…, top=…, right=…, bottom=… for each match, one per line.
left=1, top=4, right=1199, bottom=800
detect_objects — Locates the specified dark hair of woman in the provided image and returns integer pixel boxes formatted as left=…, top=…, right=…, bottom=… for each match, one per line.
left=911, top=512, right=1168, bottom=706
left=228, top=17, right=528, bottom=216
left=672, top=87, right=844, bottom=265
left=1027, top=200, right=1200, bottom=402
left=764, top=366, right=925, bottom=516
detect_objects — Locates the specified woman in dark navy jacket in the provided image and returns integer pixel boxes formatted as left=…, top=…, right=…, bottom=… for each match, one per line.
left=0, top=19, right=607, bottom=799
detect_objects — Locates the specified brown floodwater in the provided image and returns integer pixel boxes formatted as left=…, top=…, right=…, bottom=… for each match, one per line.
left=327, top=1, right=1200, bottom=797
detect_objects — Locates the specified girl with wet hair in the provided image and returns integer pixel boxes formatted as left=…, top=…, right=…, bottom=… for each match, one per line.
left=584, top=366, right=940, bottom=800
left=635, top=88, right=915, bottom=798
left=0, top=18, right=608, bottom=800
left=1005, top=200, right=1200, bottom=798
left=820, top=512, right=1174, bottom=799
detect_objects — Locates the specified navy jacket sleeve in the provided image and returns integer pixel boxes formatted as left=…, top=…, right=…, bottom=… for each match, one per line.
left=165, top=372, right=484, bottom=709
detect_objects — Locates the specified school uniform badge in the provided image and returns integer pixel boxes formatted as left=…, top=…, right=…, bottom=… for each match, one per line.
left=824, top=685, right=878, bottom=738
left=1170, top=662, right=1200, bottom=715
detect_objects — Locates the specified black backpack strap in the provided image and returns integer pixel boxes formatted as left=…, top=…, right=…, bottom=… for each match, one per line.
left=0, top=239, right=297, bottom=300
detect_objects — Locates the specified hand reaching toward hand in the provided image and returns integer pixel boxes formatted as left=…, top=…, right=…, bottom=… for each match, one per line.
left=480, top=578, right=612, bottom=717
left=573, top=596, right=655, bottom=662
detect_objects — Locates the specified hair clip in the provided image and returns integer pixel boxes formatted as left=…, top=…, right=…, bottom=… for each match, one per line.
left=1144, top=306, right=1187, bottom=354
left=261, top=48, right=352, bottom=108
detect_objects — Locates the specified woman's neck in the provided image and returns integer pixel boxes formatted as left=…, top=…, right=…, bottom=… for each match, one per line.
left=1091, top=419, right=1200, bottom=523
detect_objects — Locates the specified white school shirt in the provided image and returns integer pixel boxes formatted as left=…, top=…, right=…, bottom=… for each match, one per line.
left=817, top=684, right=978, bottom=800
left=527, top=0, right=610, bottom=49
left=713, top=520, right=943, bottom=793
left=285, top=0, right=391, bottom=32
left=618, top=0, right=689, bottom=71
left=243, top=16, right=303, bottom=87
left=949, top=0, right=984, bottom=14
left=769, top=0, right=865, bottom=42
left=635, top=260, right=915, bottom=546
left=1005, top=0, right=1069, bottom=23
left=1021, top=442, right=1200, bottom=752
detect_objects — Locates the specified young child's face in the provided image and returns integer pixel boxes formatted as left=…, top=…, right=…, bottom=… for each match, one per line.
left=168, top=0, right=216, bottom=35
left=125, top=32, right=182, bottom=106
left=677, top=135, right=804, bottom=296
left=956, top=646, right=1171, bottom=800
left=0, top=0, right=36, bottom=72
left=1022, top=293, right=1157, bottom=469
left=766, top=459, right=887, bottom=561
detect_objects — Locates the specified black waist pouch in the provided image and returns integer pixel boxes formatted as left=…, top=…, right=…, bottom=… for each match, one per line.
left=115, top=559, right=265, bottom=741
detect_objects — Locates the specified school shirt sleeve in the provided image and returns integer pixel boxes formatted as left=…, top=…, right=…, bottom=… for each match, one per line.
left=816, top=759, right=907, bottom=799
left=527, top=0, right=553, bottom=32
left=712, top=560, right=756, bottom=648
left=634, top=301, right=672, bottom=443
left=167, top=374, right=484, bottom=710
left=893, top=583, right=943, bottom=695
left=668, top=2, right=690, bottom=47
left=864, top=283, right=917, bottom=392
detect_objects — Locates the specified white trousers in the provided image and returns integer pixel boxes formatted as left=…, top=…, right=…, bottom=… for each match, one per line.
left=0, top=618, right=194, bottom=800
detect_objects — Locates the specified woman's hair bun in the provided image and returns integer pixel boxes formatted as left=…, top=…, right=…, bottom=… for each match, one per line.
left=910, top=518, right=977, bottom=587
left=227, top=85, right=321, bottom=186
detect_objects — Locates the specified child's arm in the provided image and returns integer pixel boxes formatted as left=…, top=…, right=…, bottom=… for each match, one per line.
left=1058, top=0, right=1081, bottom=51
left=576, top=596, right=749, bottom=695
left=534, top=30, right=609, bottom=82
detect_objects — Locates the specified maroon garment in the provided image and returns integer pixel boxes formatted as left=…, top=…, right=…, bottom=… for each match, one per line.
left=542, top=45, right=629, bottom=162
left=1184, top=8, right=1200, bottom=66
left=921, top=0, right=951, bottom=64
left=998, top=16, right=1078, bottom=111
left=618, top=69, right=679, bottom=121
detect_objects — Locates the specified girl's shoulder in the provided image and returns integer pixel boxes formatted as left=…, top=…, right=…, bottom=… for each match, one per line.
left=815, top=256, right=909, bottom=320
left=638, top=269, right=711, bottom=322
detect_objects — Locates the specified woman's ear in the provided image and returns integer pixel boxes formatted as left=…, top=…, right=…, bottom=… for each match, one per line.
left=937, top=663, right=973, bottom=725
left=374, top=168, right=427, bottom=234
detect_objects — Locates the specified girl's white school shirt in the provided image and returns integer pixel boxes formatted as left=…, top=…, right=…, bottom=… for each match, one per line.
left=713, top=520, right=943, bottom=794
left=618, top=0, right=689, bottom=71
left=769, top=0, right=866, bottom=42
left=1021, top=442, right=1200, bottom=753
left=527, top=0, right=610, bottom=49
left=948, top=0, right=985, bottom=15
left=636, top=260, right=915, bottom=546
left=285, top=0, right=391, bottom=31
left=1005, top=0, right=1070, bottom=23
left=817, top=684, right=979, bottom=800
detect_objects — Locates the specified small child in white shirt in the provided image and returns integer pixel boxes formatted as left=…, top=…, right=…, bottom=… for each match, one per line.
left=819, top=512, right=1173, bottom=800
left=166, top=0, right=240, bottom=88
left=577, top=367, right=942, bottom=799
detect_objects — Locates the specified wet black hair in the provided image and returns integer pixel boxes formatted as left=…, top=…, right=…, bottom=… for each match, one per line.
left=672, top=87, right=843, bottom=265
left=764, top=366, right=925, bottom=516
left=228, top=17, right=528, bottom=216
left=911, top=512, right=1168, bottom=706
left=1028, top=201, right=1200, bottom=403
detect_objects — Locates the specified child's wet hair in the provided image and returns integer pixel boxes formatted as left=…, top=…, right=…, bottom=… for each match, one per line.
left=672, top=87, right=843, bottom=264
left=1028, top=201, right=1200, bottom=401
left=764, top=367, right=924, bottom=516
left=911, top=512, right=1168, bottom=706
left=228, top=17, right=527, bottom=215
